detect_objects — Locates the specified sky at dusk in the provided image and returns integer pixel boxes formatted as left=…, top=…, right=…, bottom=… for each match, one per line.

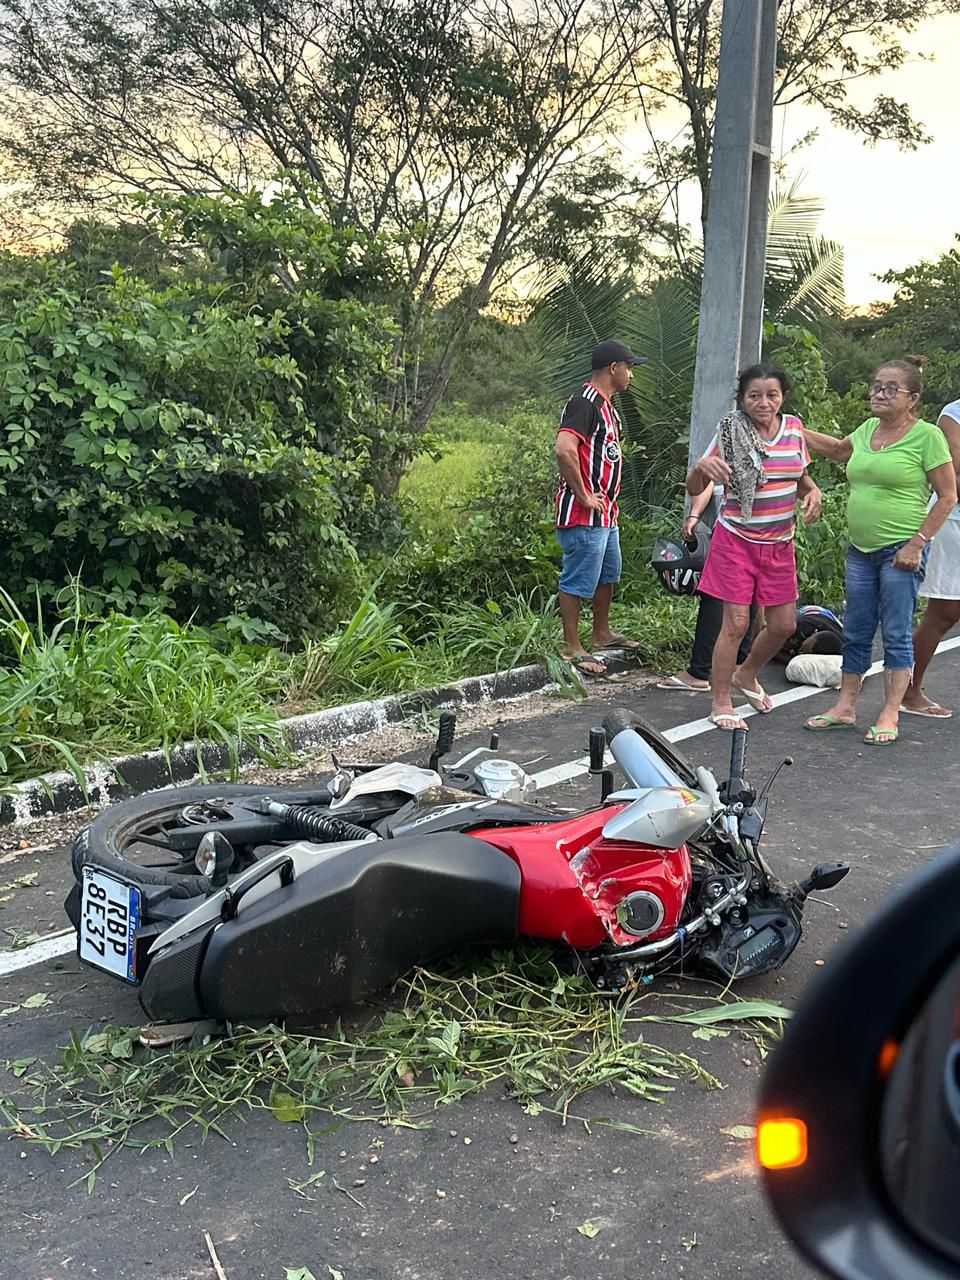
left=653, top=11, right=960, bottom=310
left=786, top=11, right=960, bottom=307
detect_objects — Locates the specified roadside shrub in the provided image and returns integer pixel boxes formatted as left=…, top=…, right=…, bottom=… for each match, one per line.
left=0, top=187, right=407, bottom=637
left=386, top=406, right=559, bottom=613
left=0, top=271, right=362, bottom=636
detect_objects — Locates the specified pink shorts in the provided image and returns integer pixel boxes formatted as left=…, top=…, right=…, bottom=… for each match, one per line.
left=698, top=520, right=798, bottom=606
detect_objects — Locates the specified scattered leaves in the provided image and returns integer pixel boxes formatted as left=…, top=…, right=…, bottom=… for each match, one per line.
left=0, top=873, right=39, bottom=893
left=0, top=992, right=50, bottom=1017
left=270, top=1090, right=306, bottom=1123
left=0, top=951, right=789, bottom=1184
left=720, top=1124, right=756, bottom=1141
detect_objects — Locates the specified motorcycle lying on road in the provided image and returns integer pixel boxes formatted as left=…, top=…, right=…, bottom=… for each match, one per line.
left=64, top=709, right=849, bottom=1023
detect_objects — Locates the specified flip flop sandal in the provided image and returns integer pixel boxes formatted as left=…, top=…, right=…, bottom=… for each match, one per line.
left=732, top=680, right=773, bottom=713
left=656, top=674, right=711, bottom=691
left=864, top=725, right=899, bottom=745
left=709, top=712, right=748, bottom=731
left=597, top=634, right=641, bottom=649
left=899, top=704, right=953, bottom=718
left=564, top=653, right=607, bottom=677
left=804, top=714, right=857, bottom=732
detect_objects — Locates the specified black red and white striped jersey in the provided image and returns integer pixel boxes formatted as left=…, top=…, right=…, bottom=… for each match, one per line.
left=555, top=381, right=623, bottom=528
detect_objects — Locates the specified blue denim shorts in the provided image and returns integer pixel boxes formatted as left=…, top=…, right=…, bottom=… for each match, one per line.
left=556, top=524, right=622, bottom=598
left=842, top=540, right=929, bottom=675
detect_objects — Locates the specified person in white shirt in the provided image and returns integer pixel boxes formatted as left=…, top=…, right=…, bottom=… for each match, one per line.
left=901, top=398, right=960, bottom=718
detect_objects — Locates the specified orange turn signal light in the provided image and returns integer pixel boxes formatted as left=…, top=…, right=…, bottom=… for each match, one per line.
left=756, top=1117, right=808, bottom=1170
left=877, top=1038, right=899, bottom=1078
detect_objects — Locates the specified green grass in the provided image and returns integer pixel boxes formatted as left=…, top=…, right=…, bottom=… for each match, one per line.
left=0, top=574, right=704, bottom=792
left=0, top=948, right=790, bottom=1191
left=400, top=439, right=499, bottom=531
left=0, top=586, right=286, bottom=784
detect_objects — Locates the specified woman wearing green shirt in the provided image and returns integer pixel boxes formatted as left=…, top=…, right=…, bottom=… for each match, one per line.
left=801, top=358, right=957, bottom=745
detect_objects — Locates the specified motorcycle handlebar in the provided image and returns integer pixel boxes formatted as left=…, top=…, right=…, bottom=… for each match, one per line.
left=728, top=727, right=747, bottom=784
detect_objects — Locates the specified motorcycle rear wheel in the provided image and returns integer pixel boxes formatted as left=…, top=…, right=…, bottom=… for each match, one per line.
left=71, top=784, right=329, bottom=898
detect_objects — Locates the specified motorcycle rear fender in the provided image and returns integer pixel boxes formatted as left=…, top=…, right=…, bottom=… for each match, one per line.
left=140, top=832, right=521, bottom=1022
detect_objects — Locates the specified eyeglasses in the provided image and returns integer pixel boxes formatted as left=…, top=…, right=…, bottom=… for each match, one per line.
left=868, top=381, right=910, bottom=397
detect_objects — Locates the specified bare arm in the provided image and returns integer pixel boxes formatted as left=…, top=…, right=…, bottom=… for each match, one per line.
left=922, top=461, right=959, bottom=540
left=893, top=461, right=959, bottom=571
left=803, top=427, right=853, bottom=464
left=938, top=412, right=960, bottom=491
left=797, top=470, right=822, bottom=524
left=686, top=454, right=730, bottom=494
left=682, top=479, right=714, bottom=536
left=556, top=431, right=603, bottom=511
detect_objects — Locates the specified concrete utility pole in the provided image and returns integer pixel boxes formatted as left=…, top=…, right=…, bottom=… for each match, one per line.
left=687, top=0, right=778, bottom=468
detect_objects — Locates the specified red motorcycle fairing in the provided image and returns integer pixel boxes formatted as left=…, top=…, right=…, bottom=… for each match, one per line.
left=473, top=807, right=692, bottom=949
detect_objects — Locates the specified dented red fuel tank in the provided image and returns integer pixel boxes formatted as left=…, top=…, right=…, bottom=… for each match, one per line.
left=474, top=807, right=692, bottom=948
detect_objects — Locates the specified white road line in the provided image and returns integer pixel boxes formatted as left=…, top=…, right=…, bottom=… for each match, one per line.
left=530, top=634, right=960, bottom=787
left=0, top=931, right=75, bottom=979
left=3, top=635, right=959, bottom=979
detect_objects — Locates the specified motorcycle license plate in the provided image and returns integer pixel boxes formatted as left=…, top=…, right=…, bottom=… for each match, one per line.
left=77, top=868, right=142, bottom=984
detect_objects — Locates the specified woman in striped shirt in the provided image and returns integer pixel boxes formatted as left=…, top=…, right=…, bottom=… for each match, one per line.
left=686, top=362, right=822, bottom=731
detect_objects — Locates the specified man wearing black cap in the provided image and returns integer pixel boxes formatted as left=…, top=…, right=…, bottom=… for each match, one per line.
left=555, top=339, right=645, bottom=675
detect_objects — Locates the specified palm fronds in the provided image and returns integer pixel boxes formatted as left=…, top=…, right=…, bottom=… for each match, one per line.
left=533, top=257, right=697, bottom=512
left=764, top=179, right=845, bottom=324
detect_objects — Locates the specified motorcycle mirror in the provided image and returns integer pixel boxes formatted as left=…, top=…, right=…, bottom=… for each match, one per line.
left=757, top=839, right=960, bottom=1280
left=327, top=769, right=354, bottom=801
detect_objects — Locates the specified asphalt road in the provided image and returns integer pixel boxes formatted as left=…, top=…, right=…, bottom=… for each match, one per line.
left=1, top=643, right=958, bottom=1280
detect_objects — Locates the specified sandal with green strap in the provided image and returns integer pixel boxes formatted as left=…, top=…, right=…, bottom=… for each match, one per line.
left=804, top=713, right=856, bottom=732
left=864, top=724, right=898, bottom=745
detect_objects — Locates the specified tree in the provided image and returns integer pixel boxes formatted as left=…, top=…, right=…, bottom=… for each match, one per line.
left=626, top=0, right=960, bottom=235
left=0, top=191, right=406, bottom=634
left=0, top=0, right=667, bottom=432
left=824, top=240, right=960, bottom=409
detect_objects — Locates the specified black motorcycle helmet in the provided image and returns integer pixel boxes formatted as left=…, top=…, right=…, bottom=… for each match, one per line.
left=650, top=522, right=711, bottom=597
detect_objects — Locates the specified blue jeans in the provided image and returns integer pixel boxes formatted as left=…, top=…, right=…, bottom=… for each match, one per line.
left=556, top=525, right=621, bottom=597
left=842, top=541, right=928, bottom=675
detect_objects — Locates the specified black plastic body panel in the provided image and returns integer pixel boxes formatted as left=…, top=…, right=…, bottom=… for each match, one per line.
left=189, top=832, right=520, bottom=1020
left=384, top=797, right=575, bottom=839
left=139, top=929, right=211, bottom=1021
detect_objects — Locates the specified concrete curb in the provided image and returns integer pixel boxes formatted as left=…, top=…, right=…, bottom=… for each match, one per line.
left=1, top=662, right=563, bottom=826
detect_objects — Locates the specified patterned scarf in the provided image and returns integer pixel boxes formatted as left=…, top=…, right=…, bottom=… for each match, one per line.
left=716, top=409, right=770, bottom=521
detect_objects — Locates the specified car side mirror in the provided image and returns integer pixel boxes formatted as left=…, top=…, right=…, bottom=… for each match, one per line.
left=756, top=839, right=960, bottom=1280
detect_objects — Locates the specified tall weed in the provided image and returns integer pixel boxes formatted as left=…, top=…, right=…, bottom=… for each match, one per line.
left=0, top=588, right=284, bottom=786
left=284, top=591, right=421, bottom=704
